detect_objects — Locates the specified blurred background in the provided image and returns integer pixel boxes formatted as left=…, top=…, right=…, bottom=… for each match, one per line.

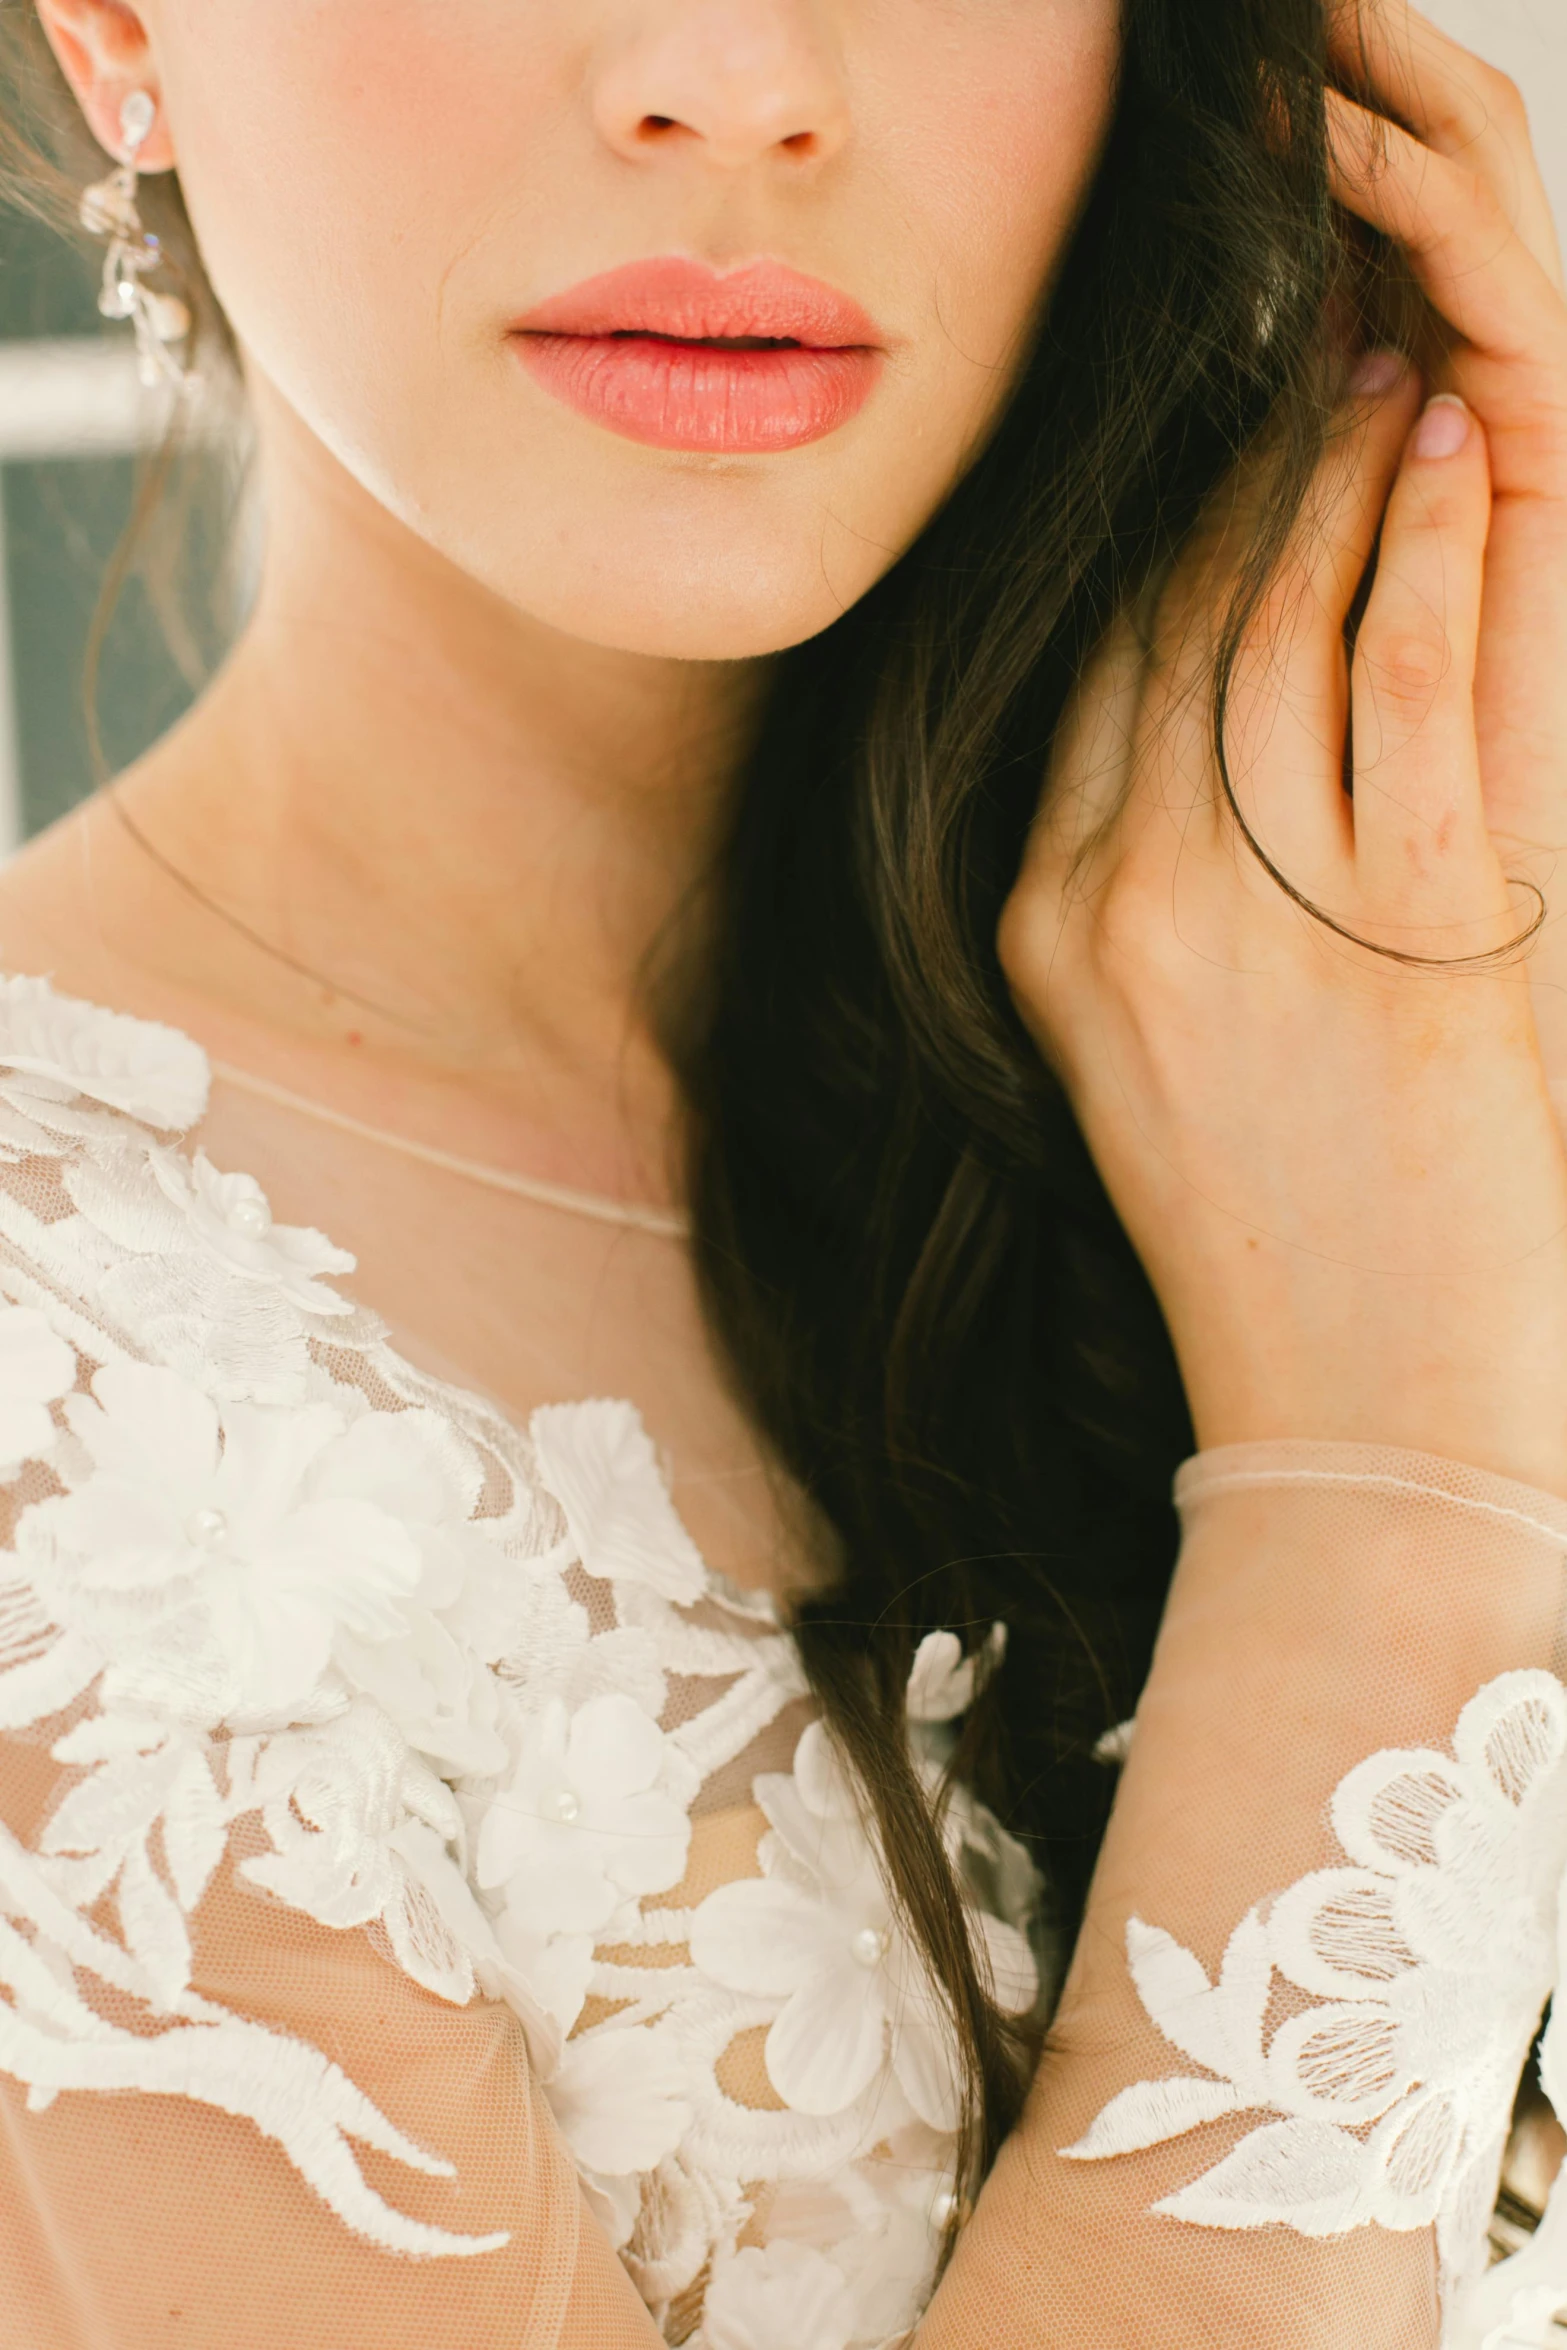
left=0, top=0, right=1561, bottom=855
left=0, top=199, right=237, bottom=851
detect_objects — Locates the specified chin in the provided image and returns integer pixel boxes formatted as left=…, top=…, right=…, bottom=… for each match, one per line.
left=511, top=577, right=856, bottom=662
left=463, top=511, right=884, bottom=663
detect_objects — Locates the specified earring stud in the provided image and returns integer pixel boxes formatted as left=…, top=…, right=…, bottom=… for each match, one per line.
left=79, top=90, right=199, bottom=396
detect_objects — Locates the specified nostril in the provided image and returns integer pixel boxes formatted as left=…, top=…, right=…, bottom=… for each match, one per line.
left=627, top=114, right=824, bottom=158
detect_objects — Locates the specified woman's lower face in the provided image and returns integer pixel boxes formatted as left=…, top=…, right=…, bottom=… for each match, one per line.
left=124, top=0, right=1122, bottom=661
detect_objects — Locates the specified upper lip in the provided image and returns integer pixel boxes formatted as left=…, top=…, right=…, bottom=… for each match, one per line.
left=512, top=257, right=883, bottom=351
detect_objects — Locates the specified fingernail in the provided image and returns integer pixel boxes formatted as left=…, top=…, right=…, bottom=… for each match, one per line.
left=1414, top=394, right=1471, bottom=460
left=1351, top=349, right=1407, bottom=399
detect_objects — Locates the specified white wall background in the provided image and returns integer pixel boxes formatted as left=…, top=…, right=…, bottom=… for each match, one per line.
left=1423, top=0, right=1567, bottom=239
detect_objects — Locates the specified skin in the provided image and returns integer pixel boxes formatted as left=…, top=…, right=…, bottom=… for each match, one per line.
left=0, top=0, right=1123, bottom=1603
left=1001, top=7, right=1567, bottom=1494
left=5, top=1, right=1567, bottom=2342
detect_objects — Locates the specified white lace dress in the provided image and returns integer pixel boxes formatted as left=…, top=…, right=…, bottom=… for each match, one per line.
left=4, top=972, right=1567, bottom=2350
left=0, top=975, right=1040, bottom=2350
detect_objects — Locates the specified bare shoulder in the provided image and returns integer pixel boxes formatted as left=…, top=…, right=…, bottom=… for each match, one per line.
left=0, top=761, right=240, bottom=1037
left=0, top=795, right=133, bottom=997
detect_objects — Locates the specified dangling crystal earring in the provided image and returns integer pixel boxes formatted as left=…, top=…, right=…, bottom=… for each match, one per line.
left=79, top=89, right=199, bottom=396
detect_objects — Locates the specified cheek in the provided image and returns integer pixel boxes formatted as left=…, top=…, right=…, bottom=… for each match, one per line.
left=151, top=2, right=551, bottom=456
left=876, top=3, right=1121, bottom=371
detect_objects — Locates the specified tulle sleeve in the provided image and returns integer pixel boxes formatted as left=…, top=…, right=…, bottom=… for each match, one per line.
left=917, top=1442, right=1567, bottom=2350
left=0, top=1533, right=667, bottom=2350
left=0, top=1809, right=600, bottom=2347
left=0, top=979, right=675, bottom=2348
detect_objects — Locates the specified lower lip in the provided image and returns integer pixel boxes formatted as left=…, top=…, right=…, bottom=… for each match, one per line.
left=512, top=332, right=882, bottom=454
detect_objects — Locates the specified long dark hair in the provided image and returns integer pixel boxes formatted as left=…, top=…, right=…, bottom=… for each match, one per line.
left=672, top=0, right=1382, bottom=2191
left=2, top=0, right=1383, bottom=2207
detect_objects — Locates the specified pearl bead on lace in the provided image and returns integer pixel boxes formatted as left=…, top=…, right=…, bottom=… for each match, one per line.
left=850, top=1926, right=888, bottom=1969
left=551, top=1789, right=582, bottom=1824
left=226, top=1194, right=271, bottom=1238
left=184, top=1508, right=229, bottom=1549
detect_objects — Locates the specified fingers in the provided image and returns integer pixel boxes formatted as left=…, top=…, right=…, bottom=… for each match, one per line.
left=1350, top=394, right=1501, bottom=935
left=1221, top=364, right=1420, bottom=879
left=1327, top=92, right=1567, bottom=510
left=1327, top=93, right=1560, bottom=367
left=1328, top=0, right=1564, bottom=290
left=1028, top=609, right=1150, bottom=881
left=1289, top=363, right=1420, bottom=623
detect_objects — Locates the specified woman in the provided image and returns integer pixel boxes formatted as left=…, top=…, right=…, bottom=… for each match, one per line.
left=0, top=0, right=1563, bottom=2340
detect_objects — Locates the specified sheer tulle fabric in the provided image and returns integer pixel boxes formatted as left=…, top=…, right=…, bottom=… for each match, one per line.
left=0, top=1883, right=588, bottom=2347
left=0, top=976, right=1032, bottom=2349
left=919, top=1449, right=1567, bottom=2349
left=2, top=973, right=1567, bottom=2348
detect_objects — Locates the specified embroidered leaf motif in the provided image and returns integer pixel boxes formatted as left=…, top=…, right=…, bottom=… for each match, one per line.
left=1154, top=2115, right=1374, bottom=2235
left=115, top=1841, right=191, bottom=2011
left=1127, top=1909, right=1271, bottom=2091
left=1062, top=2075, right=1244, bottom=2160
left=0, top=1983, right=507, bottom=2259
left=1065, top=1672, right=1567, bottom=2308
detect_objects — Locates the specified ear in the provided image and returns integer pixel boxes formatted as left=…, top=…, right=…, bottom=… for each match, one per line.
left=33, top=0, right=176, bottom=172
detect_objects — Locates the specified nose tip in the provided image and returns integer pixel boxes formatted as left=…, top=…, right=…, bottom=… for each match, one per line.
left=592, top=10, right=851, bottom=173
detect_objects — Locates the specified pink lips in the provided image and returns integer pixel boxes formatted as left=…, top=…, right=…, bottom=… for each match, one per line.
left=510, top=258, right=885, bottom=454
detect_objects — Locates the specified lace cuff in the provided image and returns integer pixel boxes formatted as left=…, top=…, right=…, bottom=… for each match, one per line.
left=918, top=1441, right=1567, bottom=2350
left=1078, top=1444, right=1567, bottom=2339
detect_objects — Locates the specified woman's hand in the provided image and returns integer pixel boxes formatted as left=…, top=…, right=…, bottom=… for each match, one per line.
left=1000, top=2, right=1567, bottom=1492
left=1324, top=1, right=1567, bottom=1075
left=1000, top=376, right=1567, bottom=1493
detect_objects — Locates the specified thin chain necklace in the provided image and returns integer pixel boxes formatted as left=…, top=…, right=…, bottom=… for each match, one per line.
left=106, top=795, right=692, bottom=1239
left=210, top=1058, right=692, bottom=1241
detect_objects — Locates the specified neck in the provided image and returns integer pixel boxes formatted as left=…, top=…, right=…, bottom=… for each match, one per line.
left=102, top=389, right=773, bottom=1186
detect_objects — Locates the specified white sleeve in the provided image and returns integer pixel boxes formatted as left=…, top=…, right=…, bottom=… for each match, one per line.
left=0, top=1426, right=666, bottom=2350
left=917, top=1442, right=1567, bottom=2350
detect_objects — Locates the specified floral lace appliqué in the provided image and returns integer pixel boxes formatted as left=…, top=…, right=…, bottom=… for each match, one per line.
left=691, top=1714, right=1036, bottom=2137
left=0, top=974, right=1041, bottom=2349
left=1063, top=1672, right=1567, bottom=2308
